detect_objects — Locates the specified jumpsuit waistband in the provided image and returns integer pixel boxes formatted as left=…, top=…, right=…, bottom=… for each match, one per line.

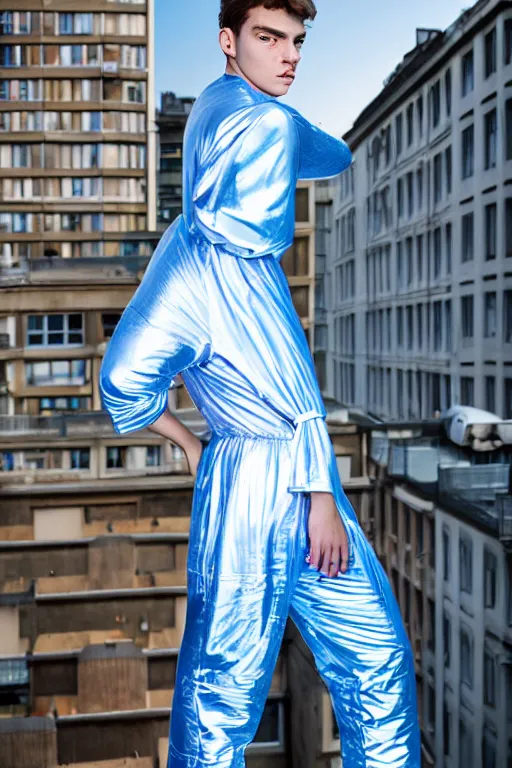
left=209, top=410, right=326, bottom=442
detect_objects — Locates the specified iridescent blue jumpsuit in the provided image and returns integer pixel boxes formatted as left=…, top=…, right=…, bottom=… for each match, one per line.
left=100, top=74, right=421, bottom=768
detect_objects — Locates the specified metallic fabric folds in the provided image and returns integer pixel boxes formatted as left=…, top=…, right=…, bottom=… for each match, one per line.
left=100, top=74, right=421, bottom=767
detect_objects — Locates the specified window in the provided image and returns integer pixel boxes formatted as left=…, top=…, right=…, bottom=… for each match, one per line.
left=505, top=290, right=512, bottom=343
left=460, top=625, right=474, bottom=687
left=507, top=199, right=512, bottom=258
left=146, top=445, right=161, bottom=467
left=416, top=166, right=423, bottom=210
left=127, top=83, right=144, bottom=103
left=483, top=650, right=496, bottom=708
left=406, top=103, right=414, bottom=146
left=485, top=376, right=496, bottom=413
left=443, top=613, right=451, bottom=667
left=72, top=179, right=83, bottom=197
left=433, top=228, right=442, bottom=278
left=395, top=113, right=403, bottom=156
left=0, top=11, right=13, bottom=35
left=40, top=397, right=88, bottom=413
left=407, top=305, right=413, bottom=349
left=396, top=241, right=403, bottom=289
left=485, top=203, right=497, bottom=260
left=445, top=223, right=452, bottom=275
left=505, top=378, right=512, bottom=419
left=433, top=301, right=442, bottom=350
left=445, top=146, right=452, bottom=196
left=71, top=448, right=90, bottom=470
left=484, top=549, right=497, bottom=609
left=397, top=178, right=403, bottom=218
left=59, top=13, right=73, bottom=34
left=507, top=99, right=512, bottom=160
left=461, top=212, right=474, bottom=263
left=430, top=80, right=441, bottom=127
left=484, top=109, right=497, bottom=169
left=406, top=172, right=413, bottom=217
left=484, top=27, right=497, bottom=78
left=416, top=235, right=423, bottom=283
left=445, top=300, right=452, bottom=353
left=445, top=68, right=452, bottom=117
left=433, top=153, right=442, bottom=203
left=462, top=49, right=474, bottom=96
left=106, top=447, right=126, bottom=469
left=460, top=533, right=473, bottom=593
left=417, top=95, right=423, bottom=137
left=484, top=292, right=497, bottom=338
left=102, top=313, right=121, bottom=339
left=442, top=526, right=451, bottom=582
left=26, top=360, right=86, bottom=386
left=12, top=144, right=29, bottom=168
left=406, top=237, right=413, bottom=286
left=505, top=18, right=512, bottom=66
left=461, top=376, right=474, bottom=406
left=26, top=313, right=84, bottom=346
left=254, top=699, right=282, bottom=745
left=397, top=307, right=403, bottom=347
left=462, top=124, right=474, bottom=179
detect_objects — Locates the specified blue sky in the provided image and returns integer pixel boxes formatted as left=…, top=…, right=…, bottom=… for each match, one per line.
left=155, top=0, right=469, bottom=136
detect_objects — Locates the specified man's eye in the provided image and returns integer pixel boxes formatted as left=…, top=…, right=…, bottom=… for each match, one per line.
left=259, top=35, right=276, bottom=44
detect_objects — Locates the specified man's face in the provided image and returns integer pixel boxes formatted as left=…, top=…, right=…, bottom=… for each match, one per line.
left=220, top=7, right=306, bottom=97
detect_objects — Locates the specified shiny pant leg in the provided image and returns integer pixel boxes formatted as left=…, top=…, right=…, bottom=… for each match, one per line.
left=168, top=435, right=420, bottom=767
left=290, top=523, right=421, bottom=768
left=168, top=435, right=308, bottom=767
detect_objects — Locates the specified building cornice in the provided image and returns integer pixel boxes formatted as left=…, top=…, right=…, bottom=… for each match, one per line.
left=344, top=0, right=506, bottom=150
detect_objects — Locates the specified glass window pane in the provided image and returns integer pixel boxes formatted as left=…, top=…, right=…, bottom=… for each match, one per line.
left=28, top=315, right=43, bottom=330
left=68, top=314, right=83, bottom=330
left=48, top=315, right=64, bottom=330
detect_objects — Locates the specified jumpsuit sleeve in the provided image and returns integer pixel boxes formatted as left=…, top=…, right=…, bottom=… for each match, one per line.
left=191, top=103, right=299, bottom=259
left=282, top=104, right=352, bottom=180
left=99, top=222, right=211, bottom=434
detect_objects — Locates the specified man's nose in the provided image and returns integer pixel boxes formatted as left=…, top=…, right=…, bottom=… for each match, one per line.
left=283, top=43, right=301, bottom=66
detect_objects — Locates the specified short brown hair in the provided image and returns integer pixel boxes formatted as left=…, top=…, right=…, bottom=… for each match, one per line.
left=219, top=0, right=317, bottom=36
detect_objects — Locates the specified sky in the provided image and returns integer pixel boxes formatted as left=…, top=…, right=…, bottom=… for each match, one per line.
left=155, top=0, right=471, bottom=137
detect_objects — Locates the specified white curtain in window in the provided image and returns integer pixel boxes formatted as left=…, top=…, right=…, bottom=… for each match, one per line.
left=60, top=45, right=71, bottom=66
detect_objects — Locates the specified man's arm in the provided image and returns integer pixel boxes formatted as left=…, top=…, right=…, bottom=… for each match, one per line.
left=282, top=104, right=352, bottom=180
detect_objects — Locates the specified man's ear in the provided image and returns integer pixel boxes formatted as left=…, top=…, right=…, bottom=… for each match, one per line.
left=219, top=27, right=237, bottom=58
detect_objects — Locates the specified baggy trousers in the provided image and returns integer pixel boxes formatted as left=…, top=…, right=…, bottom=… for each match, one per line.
left=168, top=433, right=421, bottom=768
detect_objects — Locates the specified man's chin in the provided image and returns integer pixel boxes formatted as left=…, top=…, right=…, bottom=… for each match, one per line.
left=263, top=81, right=291, bottom=98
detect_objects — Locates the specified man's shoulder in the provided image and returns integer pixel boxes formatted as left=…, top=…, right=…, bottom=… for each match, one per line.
left=195, top=75, right=294, bottom=127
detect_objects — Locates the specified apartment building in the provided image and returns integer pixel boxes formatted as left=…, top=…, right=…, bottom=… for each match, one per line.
left=368, top=422, right=512, bottom=767
left=0, top=0, right=157, bottom=267
left=328, top=0, right=512, bottom=421
left=155, top=91, right=195, bottom=231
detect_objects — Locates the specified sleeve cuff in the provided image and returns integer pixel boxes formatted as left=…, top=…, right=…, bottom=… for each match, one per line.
left=287, top=413, right=335, bottom=494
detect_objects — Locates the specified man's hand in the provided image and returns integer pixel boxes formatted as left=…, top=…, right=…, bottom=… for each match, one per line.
left=307, top=492, right=349, bottom=578
left=185, top=438, right=203, bottom=478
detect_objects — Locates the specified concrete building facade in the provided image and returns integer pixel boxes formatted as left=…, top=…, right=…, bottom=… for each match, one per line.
left=368, top=423, right=512, bottom=767
left=0, top=0, right=157, bottom=267
left=326, top=0, right=512, bottom=421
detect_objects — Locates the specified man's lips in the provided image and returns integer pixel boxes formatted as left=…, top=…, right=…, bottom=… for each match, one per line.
left=279, top=72, right=295, bottom=80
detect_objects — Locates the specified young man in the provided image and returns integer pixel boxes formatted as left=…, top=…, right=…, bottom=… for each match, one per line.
left=100, top=1, right=421, bottom=765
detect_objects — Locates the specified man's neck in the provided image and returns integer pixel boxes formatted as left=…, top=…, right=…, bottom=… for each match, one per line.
left=224, top=62, right=269, bottom=96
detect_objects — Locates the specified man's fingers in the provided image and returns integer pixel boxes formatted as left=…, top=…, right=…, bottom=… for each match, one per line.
left=320, top=546, right=332, bottom=576
left=328, top=547, right=341, bottom=578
